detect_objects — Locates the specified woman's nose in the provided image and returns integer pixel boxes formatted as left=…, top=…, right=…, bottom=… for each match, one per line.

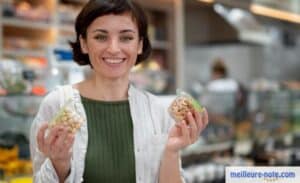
left=107, top=39, right=121, bottom=54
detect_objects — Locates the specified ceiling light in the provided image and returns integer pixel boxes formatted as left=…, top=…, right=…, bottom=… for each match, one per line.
left=197, top=0, right=214, bottom=4
left=250, top=4, right=300, bottom=24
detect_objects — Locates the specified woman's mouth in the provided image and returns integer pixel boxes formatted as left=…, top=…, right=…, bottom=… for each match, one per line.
left=103, top=58, right=125, bottom=64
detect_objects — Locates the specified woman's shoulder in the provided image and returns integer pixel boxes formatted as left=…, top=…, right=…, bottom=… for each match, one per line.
left=130, top=86, right=162, bottom=104
left=32, top=85, right=67, bottom=126
left=40, top=85, right=73, bottom=108
left=130, top=85, right=175, bottom=132
left=132, top=87, right=169, bottom=113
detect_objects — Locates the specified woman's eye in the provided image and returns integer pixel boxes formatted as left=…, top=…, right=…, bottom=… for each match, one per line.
left=120, top=36, right=133, bottom=42
left=95, top=35, right=107, bottom=41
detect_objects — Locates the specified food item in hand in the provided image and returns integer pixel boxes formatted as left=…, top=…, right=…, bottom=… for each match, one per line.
left=49, top=100, right=83, bottom=133
left=168, top=91, right=203, bottom=122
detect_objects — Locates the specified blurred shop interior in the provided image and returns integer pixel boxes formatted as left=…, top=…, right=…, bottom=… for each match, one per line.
left=0, top=0, right=300, bottom=182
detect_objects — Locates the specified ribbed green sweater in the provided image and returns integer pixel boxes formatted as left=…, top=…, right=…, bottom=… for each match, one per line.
left=81, top=96, right=136, bottom=183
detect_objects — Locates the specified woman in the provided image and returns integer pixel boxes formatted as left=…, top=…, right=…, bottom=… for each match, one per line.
left=30, top=0, right=208, bottom=182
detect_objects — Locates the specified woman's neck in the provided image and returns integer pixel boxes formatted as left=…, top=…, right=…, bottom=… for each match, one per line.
left=77, top=74, right=129, bottom=101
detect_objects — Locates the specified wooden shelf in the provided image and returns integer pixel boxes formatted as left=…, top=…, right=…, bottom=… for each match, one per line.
left=59, top=25, right=74, bottom=32
left=181, top=141, right=234, bottom=157
left=3, top=49, right=46, bottom=57
left=2, top=17, right=52, bottom=30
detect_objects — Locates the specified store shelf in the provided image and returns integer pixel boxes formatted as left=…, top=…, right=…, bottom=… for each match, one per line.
left=3, top=49, right=46, bottom=58
left=151, top=40, right=170, bottom=50
left=59, top=25, right=74, bottom=33
left=0, top=1, right=180, bottom=94
left=2, top=17, right=52, bottom=30
left=181, top=141, right=234, bottom=157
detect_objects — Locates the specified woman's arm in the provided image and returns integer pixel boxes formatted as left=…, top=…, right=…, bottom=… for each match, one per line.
left=31, top=121, right=75, bottom=183
left=38, top=123, right=74, bottom=182
left=30, top=120, right=61, bottom=183
left=159, top=150, right=183, bottom=183
left=30, top=89, right=75, bottom=183
left=159, top=109, right=209, bottom=183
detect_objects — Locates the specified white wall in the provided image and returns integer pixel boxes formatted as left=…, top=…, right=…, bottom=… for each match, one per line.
left=184, top=41, right=300, bottom=89
left=184, top=44, right=261, bottom=87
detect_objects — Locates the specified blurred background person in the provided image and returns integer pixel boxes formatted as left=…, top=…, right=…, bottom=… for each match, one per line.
left=207, top=57, right=238, bottom=93
left=206, top=57, right=248, bottom=122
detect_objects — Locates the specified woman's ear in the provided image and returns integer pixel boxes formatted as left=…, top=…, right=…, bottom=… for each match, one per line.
left=138, top=39, right=143, bottom=55
left=79, top=35, right=88, bottom=54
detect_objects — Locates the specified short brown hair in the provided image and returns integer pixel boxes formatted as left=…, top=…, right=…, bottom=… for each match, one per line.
left=212, top=58, right=227, bottom=77
left=70, top=0, right=152, bottom=66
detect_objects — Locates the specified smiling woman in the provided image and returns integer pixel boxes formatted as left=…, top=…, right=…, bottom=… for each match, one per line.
left=70, top=0, right=151, bottom=67
left=78, top=13, right=144, bottom=80
left=30, top=0, right=209, bottom=183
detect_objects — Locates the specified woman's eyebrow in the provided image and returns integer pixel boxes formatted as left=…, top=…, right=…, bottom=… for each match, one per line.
left=92, top=29, right=136, bottom=34
left=92, top=29, right=107, bottom=33
left=120, top=29, right=136, bottom=34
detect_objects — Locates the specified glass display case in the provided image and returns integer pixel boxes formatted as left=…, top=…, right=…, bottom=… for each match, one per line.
left=0, top=95, right=42, bottom=180
left=248, top=90, right=292, bottom=143
left=291, top=90, right=300, bottom=134
left=0, top=95, right=42, bottom=137
left=199, top=91, right=236, bottom=144
left=181, top=91, right=236, bottom=159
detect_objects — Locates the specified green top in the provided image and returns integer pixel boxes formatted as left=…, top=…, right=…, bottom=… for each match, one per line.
left=81, top=96, right=136, bottom=183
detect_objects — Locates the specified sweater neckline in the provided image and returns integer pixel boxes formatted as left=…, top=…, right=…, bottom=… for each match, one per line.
left=80, top=95, right=129, bottom=104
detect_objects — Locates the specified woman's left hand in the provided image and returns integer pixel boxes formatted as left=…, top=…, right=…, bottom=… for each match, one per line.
left=166, top=108, right=209, bottom=153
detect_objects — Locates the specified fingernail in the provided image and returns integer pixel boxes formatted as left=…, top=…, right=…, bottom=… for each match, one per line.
left=201, top=108, right=206, bottom=114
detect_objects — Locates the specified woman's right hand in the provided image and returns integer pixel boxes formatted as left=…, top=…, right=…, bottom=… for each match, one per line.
left=37, top=123, right=75, bottom=182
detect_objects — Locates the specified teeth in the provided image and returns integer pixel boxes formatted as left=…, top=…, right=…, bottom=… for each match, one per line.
left=104, top=58, right=124, bottom=64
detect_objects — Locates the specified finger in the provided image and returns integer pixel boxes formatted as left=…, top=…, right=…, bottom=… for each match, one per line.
left=63, top=133, right=75, bottom=154
left=194, top=110, right=204, bottom=135
left=181, top=120, right=191, bottom=145
left=186, top=112, right=198, bottom=142
left=51, top=128, right=72, bottom=159
left=45, top=126, right=63, bottom=149
left=175, top=121, right=181, bottom=128
left=37, top=123, right=48, bottom=153
left=202, top=108, right=209, bottom=127
left=55, top=133, right=75, bottom=160
left=54, top=129, right=69, bottom=152
left=194, top=109, right=202, bottom=130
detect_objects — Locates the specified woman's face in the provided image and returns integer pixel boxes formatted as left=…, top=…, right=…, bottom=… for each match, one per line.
left=80, top=12, right=143, bottom=80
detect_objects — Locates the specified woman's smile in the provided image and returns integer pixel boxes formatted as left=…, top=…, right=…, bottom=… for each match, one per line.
left=102, top=57, right=126, bottom=64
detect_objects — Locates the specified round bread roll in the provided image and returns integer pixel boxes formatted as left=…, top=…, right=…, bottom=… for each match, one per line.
left=168, top=94, right=203, bottom=122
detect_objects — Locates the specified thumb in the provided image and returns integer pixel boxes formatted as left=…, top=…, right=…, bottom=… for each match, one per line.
left=37, top=122, right=48, bottom=153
